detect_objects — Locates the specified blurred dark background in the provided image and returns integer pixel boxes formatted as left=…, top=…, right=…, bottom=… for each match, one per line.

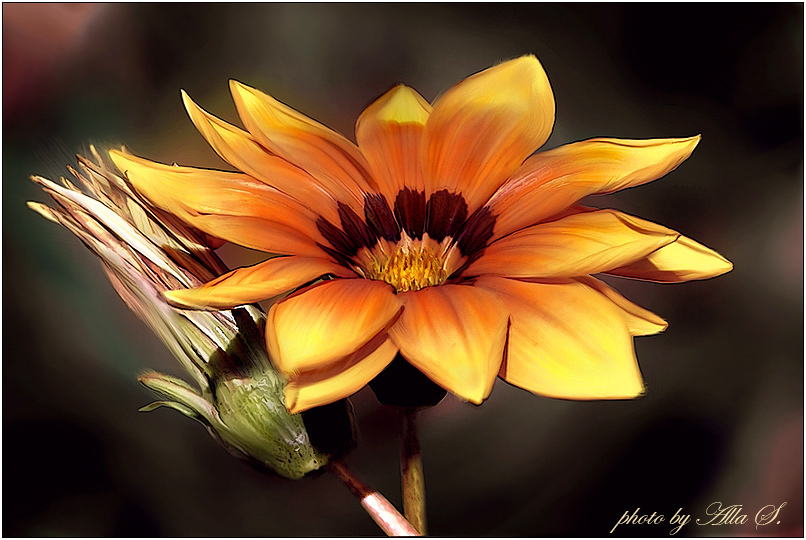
left=3, top=3, right=802, bottom=536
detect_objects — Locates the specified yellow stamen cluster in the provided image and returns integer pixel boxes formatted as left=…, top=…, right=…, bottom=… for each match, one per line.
left=366, top=246, right=448, bottom=293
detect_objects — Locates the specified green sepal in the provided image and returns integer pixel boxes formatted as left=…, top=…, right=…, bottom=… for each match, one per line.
left=138, top=372, right=217, bottom=421
left=213, top=375, right=330, bottom=480
left=139, top=371, right=334, bottom=480
left=139, top=400, right=199, bottom=419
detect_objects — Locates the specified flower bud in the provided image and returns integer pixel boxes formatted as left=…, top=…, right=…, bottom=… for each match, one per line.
left=29, top=147, right=353, bottom=479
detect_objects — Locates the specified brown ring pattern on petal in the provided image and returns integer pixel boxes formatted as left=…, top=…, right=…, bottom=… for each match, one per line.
left=315, top=189, right=498, bottom=285
left=425, top=189, right=468, bottom=242
left=364, top=193, right=400, bottom=243
left=393, top=187, right=426, bottom=239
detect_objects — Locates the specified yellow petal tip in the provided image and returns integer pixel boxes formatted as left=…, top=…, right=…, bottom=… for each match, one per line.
left=685, top=133, right=702, bottom=150
left=690, top=245, right=734, bottom=279
left=162, top=289, right=189, bottom=308
left=229, top=79, right=254, bottom=98
left=108, top=149, right=132, bottom=176
left=453, top=381, right=491, bottom=406
left=181, top=89, right=213, bottom=125
left=373, top=85, right=431, bottom=125
left=283, top=383, right=303, bottom=414
left=164, top=287, right=248, bottom=311
left=632, top=316, right=668, bottom=337
left=500, top=54, right=550, bottom=84
left=180, top=89, right=201, bottom=116
left=163, top=289, right=213, bottom=311
left=229, top=80, right=256, bottom=109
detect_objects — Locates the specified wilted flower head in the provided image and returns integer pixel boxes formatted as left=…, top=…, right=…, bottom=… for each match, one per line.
left=29, top=148, right=348, bottom=479
left=109, top=55, right=733, bottom=413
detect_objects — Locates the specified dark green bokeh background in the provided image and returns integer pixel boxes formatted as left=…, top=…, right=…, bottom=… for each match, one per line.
left=4, top=3, right=803, bottom=536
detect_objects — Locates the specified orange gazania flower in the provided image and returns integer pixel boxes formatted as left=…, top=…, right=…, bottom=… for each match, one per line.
left=110, top=55, right=732, bottom=413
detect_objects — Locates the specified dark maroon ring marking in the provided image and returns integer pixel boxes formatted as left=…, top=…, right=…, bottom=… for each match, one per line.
left=364, top=193, right=400, bottom=242
left=425, top=189, right=467, bottom=242
left=394, top=187, right=426, bottom=239
left=315, top=188, right=498, bottom=265
left=316, top=214, right=362, bottom=257
left=338, top=202, right=377, bottom=250
left=455, top=205, right=496, bottom=258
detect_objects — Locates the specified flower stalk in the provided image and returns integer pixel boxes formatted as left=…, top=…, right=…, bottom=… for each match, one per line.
left=401, top=409, right=427, bottom=534
left=329, top=460, right=421, bottom=537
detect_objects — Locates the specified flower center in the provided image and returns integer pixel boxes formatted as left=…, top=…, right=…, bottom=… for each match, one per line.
left=365, top=243, right=449, bottom=293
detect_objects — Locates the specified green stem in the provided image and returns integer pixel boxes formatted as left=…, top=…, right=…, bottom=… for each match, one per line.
left=401, top=409, right=427, bottom=534
left=329, top=459, right=420, bottom=537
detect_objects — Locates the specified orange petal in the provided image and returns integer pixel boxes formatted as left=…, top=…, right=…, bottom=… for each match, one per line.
left=109, top=149, right=325, bottom=255
left=182, top=90, right=341, bottom=224
left=188, top=215, right=322, bottom=257
left=164, top=256, right=354, bottom=310
left=355, top=85, right=431, bottom=203
left=423, top=55, right=555, bottom=212
left=487, top=136, right=701, bottom=240
left=467, top=209, right=677, bottom=278
left=229, top=80, right=375, bottom=209
left=389, top=284, right=508, bottom=404
left=476, top=276, right=644, bottom=400
left=607, top=234, right=733, bottom=282
left=284, top=336, right=398, bottom=413
left=266, top=278, right=401, bottom=373
left=577, top=276, right=668, bottom=336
